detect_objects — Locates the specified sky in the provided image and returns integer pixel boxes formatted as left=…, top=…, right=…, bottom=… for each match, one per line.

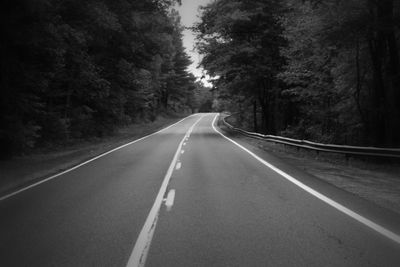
left=175, top=0, right=212, bottom=85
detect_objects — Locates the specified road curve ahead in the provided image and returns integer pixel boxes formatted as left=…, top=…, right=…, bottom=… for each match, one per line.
left=1, top=113, right=400, bottom=267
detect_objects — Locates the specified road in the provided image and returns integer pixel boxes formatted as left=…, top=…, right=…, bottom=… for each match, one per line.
left=1, top=113, right=400, bottom=266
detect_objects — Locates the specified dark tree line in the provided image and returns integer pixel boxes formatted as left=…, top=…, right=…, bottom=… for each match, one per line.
left=195, top=0, right=400, bottom=147
left=0, top=0, right=205, bottom=157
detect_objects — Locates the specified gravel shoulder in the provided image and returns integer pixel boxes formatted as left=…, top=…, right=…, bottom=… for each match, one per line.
left=219, top=123, right=400, bottom=215
left=0, top=114, right=186, bottom=197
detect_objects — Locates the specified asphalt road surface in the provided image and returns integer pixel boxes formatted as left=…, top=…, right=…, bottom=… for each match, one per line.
left=1, top=113, right=400, bottom=267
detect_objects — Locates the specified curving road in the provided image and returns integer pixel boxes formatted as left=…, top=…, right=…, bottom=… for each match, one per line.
left=1, top=113, right=400, bottom=266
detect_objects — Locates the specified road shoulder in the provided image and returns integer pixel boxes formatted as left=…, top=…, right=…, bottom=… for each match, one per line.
left=0, top=115, right=187, bottom=197
left=217, top=120, right=400, bottom=236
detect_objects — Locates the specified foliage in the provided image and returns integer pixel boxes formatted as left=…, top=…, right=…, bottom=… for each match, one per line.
left=281, top=0, right=400, bottom=146
left=196, top=0, right=400, bottom=146
left=194, top=0, right=287, bottom=134
left=0, top=0, right=196, bottom=157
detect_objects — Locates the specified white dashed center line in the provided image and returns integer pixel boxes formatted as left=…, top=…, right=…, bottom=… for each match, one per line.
left=126, top=114, right=203, bottom=267
left=165, top=189, right=176, bottom=212
left=176, top=162, right=182, bottom=170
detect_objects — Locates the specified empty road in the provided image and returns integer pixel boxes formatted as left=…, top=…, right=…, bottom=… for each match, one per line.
left=1, top=113, right=400, bottom=266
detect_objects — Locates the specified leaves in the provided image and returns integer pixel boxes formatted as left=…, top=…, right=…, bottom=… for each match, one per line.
left=196, top=0, right=400, bottom=146
left=0, top=0, right=195, bottom=156
left=195, top=0, right=286, bottom=133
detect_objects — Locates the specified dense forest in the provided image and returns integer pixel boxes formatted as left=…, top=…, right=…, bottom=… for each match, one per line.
left=195, top=0, right=400, bottom=147
left=1, top=0, right=399, bottom=158
left=0, top=0, right=213, bottom=157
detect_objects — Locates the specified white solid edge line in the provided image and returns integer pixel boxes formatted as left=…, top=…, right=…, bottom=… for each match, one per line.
left=126, top=115, right=204, bottom=267
left=211, top=114, right=400, bottom=244
left=0, top=114, right=197, bottom=202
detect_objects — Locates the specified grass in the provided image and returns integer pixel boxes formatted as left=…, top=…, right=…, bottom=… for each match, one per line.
left=218, top=118, right=400, bottom=215
left=0, top=113, right=187, bottom=197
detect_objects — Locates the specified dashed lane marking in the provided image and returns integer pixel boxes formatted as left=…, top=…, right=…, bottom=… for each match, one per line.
left=0, top=114, right=197, bottom=202
left=175, top=162, right=182, bottom=170
left=165, top=189, right=176, bottom=212
left=126, top=115, right=204, bottom=267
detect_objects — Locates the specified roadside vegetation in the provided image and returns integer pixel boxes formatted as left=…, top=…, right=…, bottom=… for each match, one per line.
left=219, top=120, right=400, bottom=215
left=2, top=0, right=399, bottom=159
left=0, top=0, right=212, bottom=158
left=195, top=0, right=400, bottom=147
left=0, top=113, right=185, bottom=195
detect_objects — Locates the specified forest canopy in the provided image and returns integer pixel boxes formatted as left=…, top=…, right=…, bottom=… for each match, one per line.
left=0, top=0, right=211, bottom=157
left=1, top=0, right=399, bottom=158
left=194, top=0, right=400, bottom=147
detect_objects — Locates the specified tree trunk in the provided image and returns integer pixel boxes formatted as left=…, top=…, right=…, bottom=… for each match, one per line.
left=366, top=0, right=386, bottom=145
left=253, top=99, right=258, bottom=132
left=258, top=81, right=268, bottom=134
left=162, top=90, right=169, bottom=109
left=381, top=0, right=400, bottom=146
left=367, top=0, right=400, bottom=146
left=354, top=37, right=367, bottom=131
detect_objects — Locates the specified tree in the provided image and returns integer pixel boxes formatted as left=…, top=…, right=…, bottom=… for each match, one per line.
left=194, top=0, right=287, bottom=133
left=282, top=0, right=400, bottom=146
left=0, top=0, right=195, bottom=157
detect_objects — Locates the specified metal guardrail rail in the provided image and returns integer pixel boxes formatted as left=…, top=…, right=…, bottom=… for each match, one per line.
left=221, top=114, right=400, bottom=159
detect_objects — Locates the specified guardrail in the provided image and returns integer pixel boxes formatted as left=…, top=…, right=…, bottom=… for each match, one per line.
left=221, top=114, right=400, bottom=159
